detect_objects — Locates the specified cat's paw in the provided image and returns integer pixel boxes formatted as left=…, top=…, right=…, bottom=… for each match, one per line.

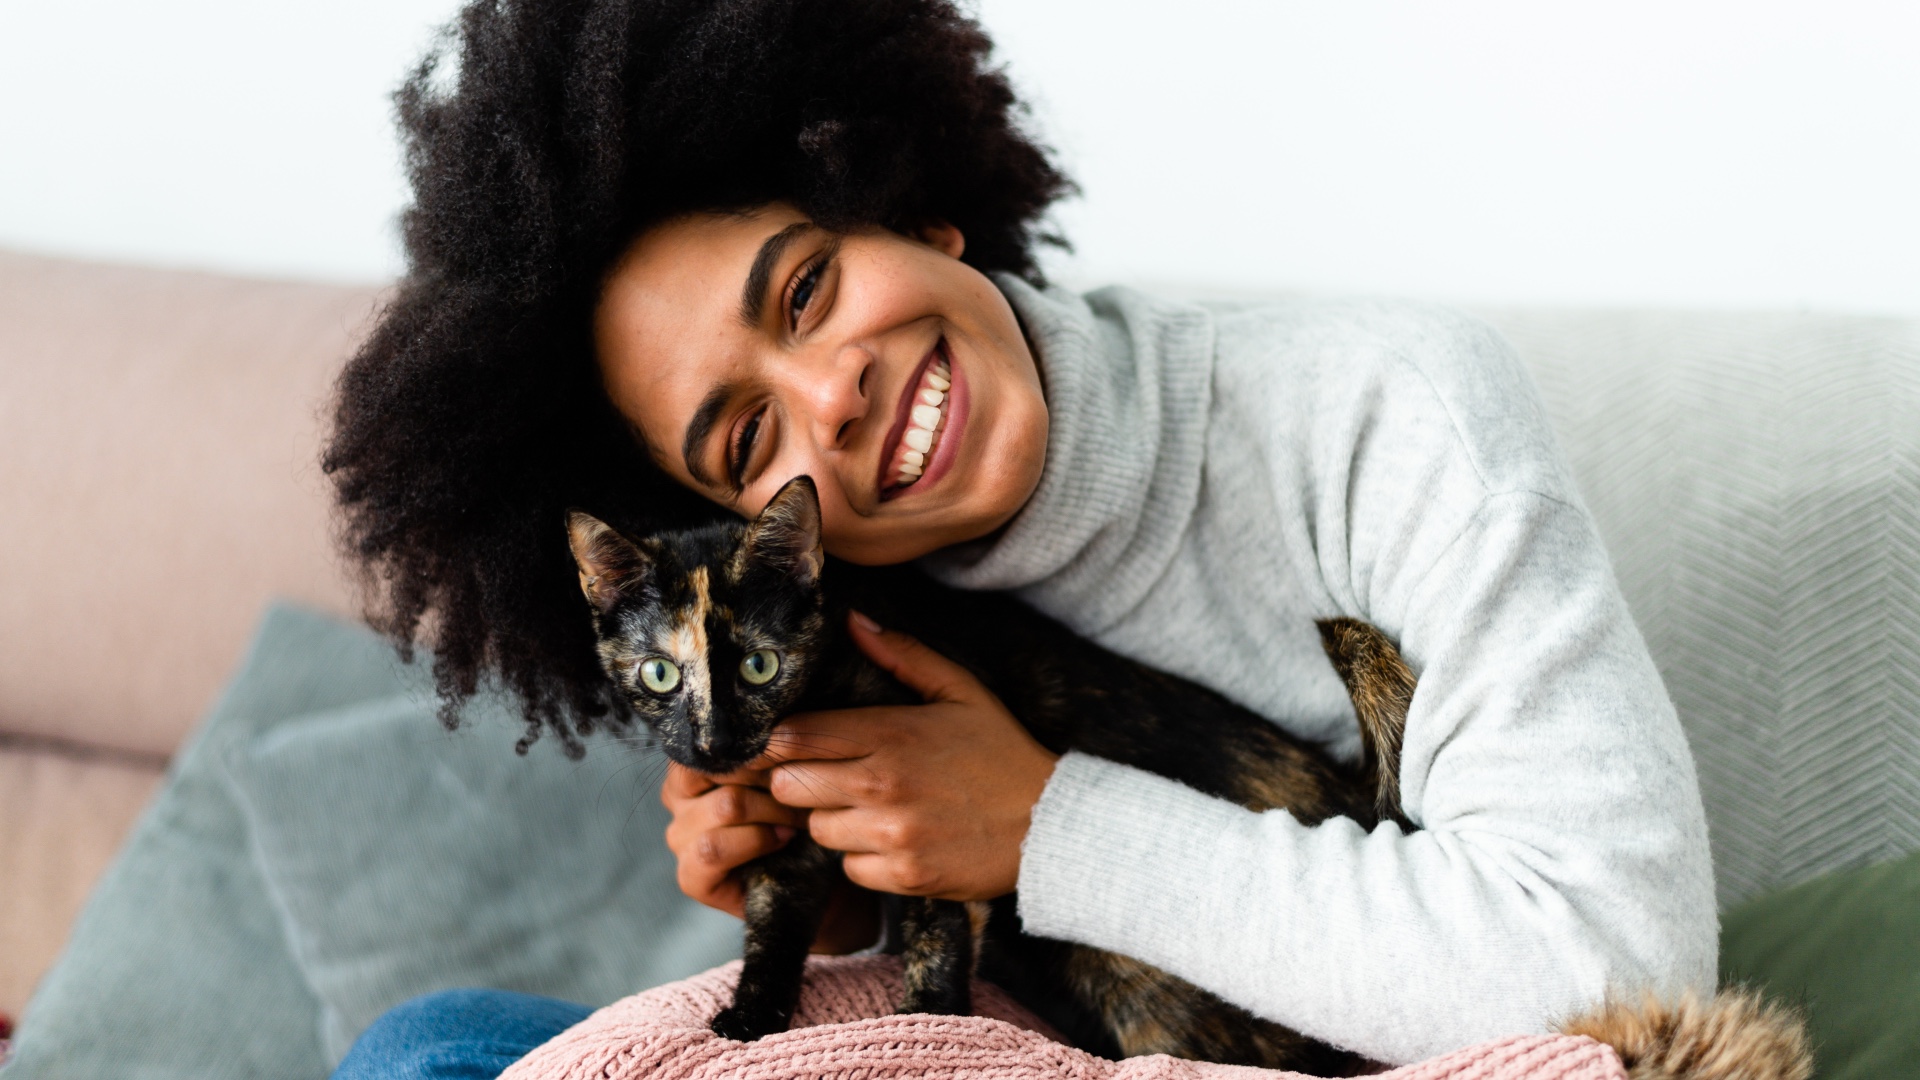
left=709, top=1004, right=784, bottom=1042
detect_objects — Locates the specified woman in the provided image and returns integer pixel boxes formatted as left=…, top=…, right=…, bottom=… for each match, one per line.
left=325, top=1, right=1716, bottom=1077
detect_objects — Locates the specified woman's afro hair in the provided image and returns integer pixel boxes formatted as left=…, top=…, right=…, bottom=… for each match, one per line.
left=323, top=0, right=1072, bottom=753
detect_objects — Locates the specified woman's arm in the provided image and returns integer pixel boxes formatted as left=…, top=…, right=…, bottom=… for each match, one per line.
left=1015, top=488, right=1718, bottom=1064
left=997, top=297, right=1719, bottom=1063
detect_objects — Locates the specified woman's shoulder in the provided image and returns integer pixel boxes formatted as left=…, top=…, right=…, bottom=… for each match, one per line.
left=1193, top=292, right=1579, bottom=505
left=1196, top=293, right=1518, bottom=390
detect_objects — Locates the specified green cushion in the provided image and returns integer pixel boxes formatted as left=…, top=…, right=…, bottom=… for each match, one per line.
left=4, top=603, right=740, bottom=1079
left=4, top=604, right=403, bottom=1080
left=225, top=687, right=741, bottom=1063
left=1720, top=850, right=1920, bottom=1080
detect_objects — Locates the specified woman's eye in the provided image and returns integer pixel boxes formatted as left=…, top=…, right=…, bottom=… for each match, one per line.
left=729, top=409, right=764, bottom=486
left=787, top=259, right=826, bottom=328
left=637, top=657, right=681, bottom=694
left=739, top=649, right=780, bottom=686
left=784, top=240, right=839, bottom=330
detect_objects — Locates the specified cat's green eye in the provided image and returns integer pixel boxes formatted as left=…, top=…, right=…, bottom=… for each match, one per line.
left=739, top=649, right=780, bottom=686
left=637, top=657, right=681, bottom=694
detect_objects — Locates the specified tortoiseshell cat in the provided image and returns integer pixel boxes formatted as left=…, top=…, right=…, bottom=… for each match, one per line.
left=566, top=476, right=1417, bottom=1075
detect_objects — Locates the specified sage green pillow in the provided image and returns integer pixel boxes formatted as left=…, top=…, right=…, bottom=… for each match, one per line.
left=1719, top=850, right=1920, bottom=1080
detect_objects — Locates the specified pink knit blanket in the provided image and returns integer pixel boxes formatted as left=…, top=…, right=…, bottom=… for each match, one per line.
left=499, top=956, right=1625, bottom=1080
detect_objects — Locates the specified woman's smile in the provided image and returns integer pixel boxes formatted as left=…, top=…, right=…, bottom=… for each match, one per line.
left=594, top=203, right=1048, bottom=565
left=878, top=340, right=965, bottom=500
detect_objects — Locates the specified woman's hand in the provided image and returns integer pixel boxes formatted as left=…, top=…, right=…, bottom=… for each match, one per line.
left=760, top=611, right=1060, bottom=901
left=660, top=762, right=801, bottom=918
left=659, top=762, right=879, bottom=953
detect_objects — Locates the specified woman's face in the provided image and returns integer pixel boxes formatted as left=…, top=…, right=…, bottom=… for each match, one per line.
left=596, top=204, right=1049, bottom=565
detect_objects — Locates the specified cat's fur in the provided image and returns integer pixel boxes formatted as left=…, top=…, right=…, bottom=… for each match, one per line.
left=1560, top=989, right=1811, bottom=1080
left=568, top=476, right=1408, bottom=1074
left=565, top=476, right=1812, bottom=1080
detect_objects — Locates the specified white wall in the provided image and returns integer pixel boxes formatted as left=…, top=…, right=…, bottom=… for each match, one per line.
left=0, top=0, right=452, bottom=283
left=2, top=1, right=1915, bottom=314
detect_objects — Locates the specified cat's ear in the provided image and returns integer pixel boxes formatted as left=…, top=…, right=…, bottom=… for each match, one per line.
left=566, top=511, right=653, bottom=613
left=741, top=475, right=824, bottom=587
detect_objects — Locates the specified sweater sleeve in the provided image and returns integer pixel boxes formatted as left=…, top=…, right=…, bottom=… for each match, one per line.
left=1013, top=489, right=1719, bottom=1065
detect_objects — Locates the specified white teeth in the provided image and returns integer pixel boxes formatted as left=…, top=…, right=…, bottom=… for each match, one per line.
left=890, top=357, right=953, bottom=490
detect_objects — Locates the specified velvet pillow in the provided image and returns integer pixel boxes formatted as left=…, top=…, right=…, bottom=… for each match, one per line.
left=224, top=688, right=741, bottom=1064
left=1719, top=850, right=1920, bottom=1080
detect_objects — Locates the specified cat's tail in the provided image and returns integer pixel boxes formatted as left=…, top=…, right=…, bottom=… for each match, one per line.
left=1557, top=987, right=1812, bottom=1080
left=1314, top=618, right=1415, bottom=829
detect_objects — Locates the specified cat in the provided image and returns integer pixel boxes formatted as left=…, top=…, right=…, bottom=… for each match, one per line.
left=566, top=475, right=1417, bottom=1075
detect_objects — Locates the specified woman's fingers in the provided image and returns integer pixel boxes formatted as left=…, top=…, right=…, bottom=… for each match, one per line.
left=846, top=610, right=984, bottom=704
left=662, top=617, right=1055, bottom=902
left=672, top=824, right=790, bottom=918
left=662, top=760, right=776, bottom=805
left=665, top=783, right=804, bottom=842
left=840, top=850, right=943, bottom=897
left=661, top=763, right=805, bottom=915
left=767, top=748, right=915, bottom=811
left=755, top=712, right=878, bottom=768
left=668, top=813, right=797, bottom=915
left=661, top=761, right=715, bottom=806
left=680, top=821, right=795, bottom=879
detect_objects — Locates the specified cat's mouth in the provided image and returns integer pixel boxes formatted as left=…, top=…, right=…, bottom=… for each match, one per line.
left=877, top=339, right=960, bottom=501
left=668, top=726, right=773, bottom=777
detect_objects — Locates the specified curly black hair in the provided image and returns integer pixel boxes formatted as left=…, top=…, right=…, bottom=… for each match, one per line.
left=322, top=0, right=1072, bottom=753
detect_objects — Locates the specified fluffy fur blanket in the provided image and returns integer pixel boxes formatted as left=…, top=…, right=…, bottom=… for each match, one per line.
left=498, top=956, right=1628, bottom=1080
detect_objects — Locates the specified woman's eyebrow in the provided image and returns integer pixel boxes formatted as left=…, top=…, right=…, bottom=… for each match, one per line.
left=738, top=221, right=812, bottom=327
left=681, top=382, right=737, bottom=487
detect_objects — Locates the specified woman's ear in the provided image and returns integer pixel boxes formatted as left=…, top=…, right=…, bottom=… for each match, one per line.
left=914, top=221, right=966, bottom=259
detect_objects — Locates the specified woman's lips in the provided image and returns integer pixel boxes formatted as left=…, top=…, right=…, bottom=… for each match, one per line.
left=877, top=340, right=961, bottom=501
left=915, top=346, right=966, bottom=495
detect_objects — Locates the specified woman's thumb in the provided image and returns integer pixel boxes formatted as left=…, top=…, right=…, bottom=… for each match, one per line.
left=847, top=610, right=971, bottom=702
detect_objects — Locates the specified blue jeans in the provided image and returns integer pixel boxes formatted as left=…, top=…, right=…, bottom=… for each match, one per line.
left=330, top=989, right=593, bottom=1080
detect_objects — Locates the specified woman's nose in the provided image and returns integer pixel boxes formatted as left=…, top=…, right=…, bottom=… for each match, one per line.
left=789, top=342, right=873, bottom=451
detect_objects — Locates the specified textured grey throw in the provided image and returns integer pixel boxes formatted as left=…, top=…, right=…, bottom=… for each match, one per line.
left=1484, top=309, right=1920, bottom=907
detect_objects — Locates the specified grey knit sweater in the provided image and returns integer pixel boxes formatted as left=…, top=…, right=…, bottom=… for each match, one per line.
left=925, top=277, right=1718, bottom=1066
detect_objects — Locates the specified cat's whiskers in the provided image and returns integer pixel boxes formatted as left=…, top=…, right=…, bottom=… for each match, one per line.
left=762, top=733, right=865, bottom=754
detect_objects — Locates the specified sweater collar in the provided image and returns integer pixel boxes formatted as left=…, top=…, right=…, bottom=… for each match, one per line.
left=921, top=275, right=1214, bottom=633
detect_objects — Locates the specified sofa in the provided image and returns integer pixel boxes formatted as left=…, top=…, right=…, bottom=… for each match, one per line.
left=0, top=251, right=373, bottom=1018
left=1, top=249, right=1914, bottom=1076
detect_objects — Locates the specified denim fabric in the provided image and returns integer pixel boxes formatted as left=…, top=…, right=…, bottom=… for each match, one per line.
left=330, top=990, right=591, bottom=1080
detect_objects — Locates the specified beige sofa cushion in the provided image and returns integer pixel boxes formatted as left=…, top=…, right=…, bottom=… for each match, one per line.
left=0, top=252, right=377, bottom=759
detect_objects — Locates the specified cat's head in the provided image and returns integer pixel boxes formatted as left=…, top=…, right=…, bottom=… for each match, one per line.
left=566, top=476, right=830, bottom=773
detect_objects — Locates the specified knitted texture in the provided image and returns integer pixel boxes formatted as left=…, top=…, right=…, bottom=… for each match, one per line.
left=926, top=280, right=1714, bottom=1063
left=497, top=957, right=1625, bottom=1080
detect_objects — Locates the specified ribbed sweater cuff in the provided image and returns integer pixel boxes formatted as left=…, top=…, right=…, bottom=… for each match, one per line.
left=1017, top=751, right=1272, bottom=950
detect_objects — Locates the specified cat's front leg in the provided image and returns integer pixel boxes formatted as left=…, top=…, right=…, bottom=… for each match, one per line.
left=896, top=897, right=988, bottom=1015
left=711, top=839, right=841, bottom=1041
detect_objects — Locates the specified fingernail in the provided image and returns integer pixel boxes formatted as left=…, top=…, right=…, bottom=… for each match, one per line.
left=850, top=610, right=881, bottom=633
left=772, top=826, right=797, bottom=843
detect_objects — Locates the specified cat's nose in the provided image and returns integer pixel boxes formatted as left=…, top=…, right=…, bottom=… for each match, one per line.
left=693, top=719, right=740, bottom=765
